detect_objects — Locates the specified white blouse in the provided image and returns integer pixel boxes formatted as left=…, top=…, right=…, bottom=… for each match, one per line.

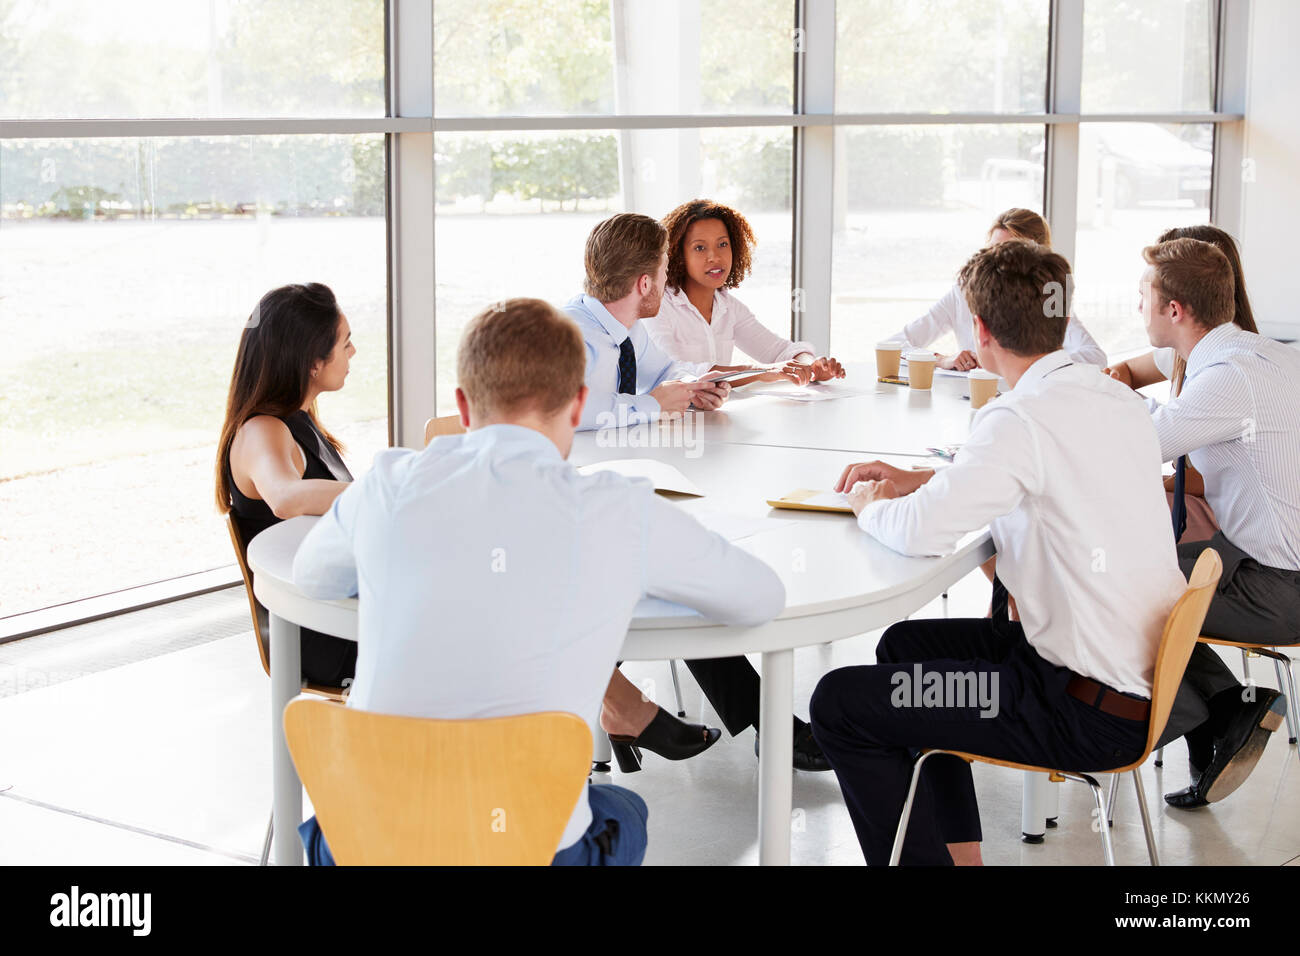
left=645, top=287, right=816, bottom=366
left=883, top=283, right=1108, bottom=368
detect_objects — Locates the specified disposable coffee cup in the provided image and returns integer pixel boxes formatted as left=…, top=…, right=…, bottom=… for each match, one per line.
left=905, top=349, right=936, bottom=390
left=875, top=342, right=902, bottom=378
left=969, top=368, right=999, bottom=409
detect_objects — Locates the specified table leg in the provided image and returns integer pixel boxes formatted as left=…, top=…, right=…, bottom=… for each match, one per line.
left=1021, top=771, right=1050, bottom=843
left=270, top=612, right=303, bottom=866
left=758, top=649, right=794, bottom=866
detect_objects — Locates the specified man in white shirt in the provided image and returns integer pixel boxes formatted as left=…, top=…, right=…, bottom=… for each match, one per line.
left=809, top=240, right=1186, bottom=866
left=565, top=213, right=730, bottom=432
left=1135, top=238, right=1297, bottom=810
left=291, top=298, right=786, bottom=865
left=565, top=214, right=833, bottom=771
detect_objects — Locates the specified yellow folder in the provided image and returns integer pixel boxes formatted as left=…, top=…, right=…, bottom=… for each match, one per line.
left=765, top=489, right=855, bottom=514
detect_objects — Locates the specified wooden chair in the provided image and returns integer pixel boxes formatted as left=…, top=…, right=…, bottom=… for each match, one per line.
left=283, top=700, right=591, bottom=865
left=226, top=514, right=348, bottom=865
left=889, top=548, right=1222, bottom=866
left=421, top=415, right=690, bottom=728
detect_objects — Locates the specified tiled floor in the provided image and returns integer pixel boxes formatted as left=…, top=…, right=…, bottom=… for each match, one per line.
left=1, top=572, right=1297, bottom=866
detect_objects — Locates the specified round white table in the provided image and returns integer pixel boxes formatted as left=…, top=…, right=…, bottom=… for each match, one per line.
left=249, top=365, right=1001, bottom=866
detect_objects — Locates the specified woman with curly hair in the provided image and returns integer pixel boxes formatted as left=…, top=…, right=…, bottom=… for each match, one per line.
left=646, top=199, right=845, bottom=386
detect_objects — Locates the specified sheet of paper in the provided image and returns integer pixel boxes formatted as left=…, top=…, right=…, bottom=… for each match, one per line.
left=740, top=381, right=868, bottom=402
left=689, top=509, right=795, bottom=542
left=796, top=490, right=853, bottom=510
left=576, top=459, right=705, bottom=497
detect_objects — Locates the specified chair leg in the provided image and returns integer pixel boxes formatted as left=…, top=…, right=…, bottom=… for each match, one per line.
left=1283, top=655, right=1300, bottom=749
left=1068, top=772, right=1115, bottom=866
left=1131, top=768, right=1160, bottom=866
left=889, top=751, right=944, bottom=866
left=1155, top=745, right=1164, bottom=767
left=1241, top=647, right=1252, bottom=682
left=260, top=808, right=273, bottom=867
left=669, top=659, right=686, bottom=718
left=1106, top=773, right=1120, bottom=827
left=1270, top=657, right=1297, bottom=744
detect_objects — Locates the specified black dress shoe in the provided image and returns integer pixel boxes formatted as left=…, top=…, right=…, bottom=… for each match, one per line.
left=753, top=719, right=832, bottom=772
left=1201, top=689, right=1286, bottom=803
left=1163, top=782, right=1209, bottom=809
left=608, top=707, right=721, bottom=773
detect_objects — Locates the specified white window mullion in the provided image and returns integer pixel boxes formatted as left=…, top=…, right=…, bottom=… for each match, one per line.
left=1045, top=0, right=1084, bottom=268
left=793, top=0, right=834, bottom=350
left=388, top=0, right=436, bottom=446
left=1211, top=0, right=1251, bottom=238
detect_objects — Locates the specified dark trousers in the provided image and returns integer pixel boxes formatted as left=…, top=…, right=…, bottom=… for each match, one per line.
left=683, top=656, right=762, bottom=736
left=1161, top=532, right=1300, bottom=763
left=810, top=608, right=1148, bottom=865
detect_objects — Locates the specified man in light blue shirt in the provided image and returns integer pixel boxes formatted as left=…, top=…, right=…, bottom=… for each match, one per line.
left=291, top=297, right=787, bottom=865
left=565, top=213, right=730, bottom=431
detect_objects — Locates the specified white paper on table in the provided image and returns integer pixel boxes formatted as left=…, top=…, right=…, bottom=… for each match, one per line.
left=796, top=490, right=853, bottom=509
left=576, top=459, right=705, bottom=497
left=740, top=381, right=867, bottom=402
left=688, top=508, right=795, bottom=542
left=901, top=357, right=969, bottom=379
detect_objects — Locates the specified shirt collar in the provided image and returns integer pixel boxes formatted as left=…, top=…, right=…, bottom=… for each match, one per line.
left=668, top=286, right=727, bottom=322
left=1185, top=322, right=1237, bottom=377
left=1010, top=350, right=1072, bottom=391
left=579, top=294, right=631, bottom=344
left=458, top=423, right=564, bottom=462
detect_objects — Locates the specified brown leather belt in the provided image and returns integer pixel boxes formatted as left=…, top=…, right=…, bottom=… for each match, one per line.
left=1066, top=676, right=1150, bottom=722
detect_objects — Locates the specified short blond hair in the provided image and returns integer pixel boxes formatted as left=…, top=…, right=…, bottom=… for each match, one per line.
left=989, top=207, right=1052, bottom=247
left=1142, top=238, right=1235, bottom=330
left=457, top=298, right=585, bottom=418
left=583, top=213, right=667, bottom=302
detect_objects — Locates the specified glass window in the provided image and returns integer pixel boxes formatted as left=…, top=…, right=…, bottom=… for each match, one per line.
left=1081, top=0, right=1215, bottom=113
left=433, top=126, right=793, bottom=412
left=433, top=0, right=795, bottom=117
left=836, top=0, right=1050, bottom=114
left=0, top=0, right=385, bottom=119
left=829, top=124, right=1045, bottom=362
left=0, top=134, right=388, bottom=616
left=1072, top=122, right=1212, bottom=357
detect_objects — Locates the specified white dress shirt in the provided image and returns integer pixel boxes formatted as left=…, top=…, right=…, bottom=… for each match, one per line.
left=883, top=283, right=1108, bottom=367
left=644, top=287, right=816, bottom=366
left=292, top=424, right=785, bottom=851
left=1149, top=323, right=1300, bottom=571
left=564, top=294, right=710, bottom=431
left=858, top=352, right=1186, bottom=696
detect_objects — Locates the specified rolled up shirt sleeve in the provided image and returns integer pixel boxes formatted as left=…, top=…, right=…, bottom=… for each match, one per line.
left=859, top=407, right=1038, bottom=556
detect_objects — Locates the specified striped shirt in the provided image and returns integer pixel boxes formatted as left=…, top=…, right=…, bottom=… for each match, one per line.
left=1150, top=323, right=1300, bottom=571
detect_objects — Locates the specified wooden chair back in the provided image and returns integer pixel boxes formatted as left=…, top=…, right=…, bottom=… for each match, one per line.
left=284, top=700, right=592, bottom=865
left=226, top=514, right=272, bottom=676
left=424, top=415, right=466, bottom=446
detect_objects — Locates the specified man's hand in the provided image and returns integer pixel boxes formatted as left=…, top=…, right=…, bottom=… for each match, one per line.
left=689, top=382, right=730, bottom=411
left=808, top=356, right=846, bottom=381
left=938, top=350, right=978, bottom=371
left=1103, top=363, right=1133, bottom=389
left=834, top=460, right=933, bottom=497
left=650, top=380, right=706, bottom=414
left=846, top=479, right=900, bottom=515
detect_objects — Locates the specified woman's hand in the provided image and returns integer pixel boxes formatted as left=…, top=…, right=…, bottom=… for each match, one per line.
left=808, top=356, right=846, bottom=381
left=938, top=350, right=978, bottom=371
left=1103, top=363, right=1134, bottom=389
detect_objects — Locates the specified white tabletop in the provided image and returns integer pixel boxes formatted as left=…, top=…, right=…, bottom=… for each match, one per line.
left=592, top=362, right=983, bottom=456
left=248, top=440, right=992, bottom=659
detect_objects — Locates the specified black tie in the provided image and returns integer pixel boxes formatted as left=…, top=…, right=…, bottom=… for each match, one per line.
left=617, top=338, right=637, bottom=395
left=1171, top=455, right=1188, bottom=542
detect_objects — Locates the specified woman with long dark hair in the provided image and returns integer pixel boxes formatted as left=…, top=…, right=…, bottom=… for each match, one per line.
left=216, top=282, right=358, bottom=685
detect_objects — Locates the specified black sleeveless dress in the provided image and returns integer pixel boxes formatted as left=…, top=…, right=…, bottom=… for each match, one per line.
left=227, top=410, right=358, bottom=686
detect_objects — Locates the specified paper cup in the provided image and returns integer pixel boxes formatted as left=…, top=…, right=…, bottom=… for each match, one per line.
left=969, top=369, right=999, bottom=409
left=875, top=343, right=902, bottom=378
left=905, top=349, right=936, bottom=390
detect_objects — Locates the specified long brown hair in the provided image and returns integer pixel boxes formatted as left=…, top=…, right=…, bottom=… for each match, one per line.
left=215, top=283, right=345, bottom=513
left=1155, top=225, right=1255, bottom=393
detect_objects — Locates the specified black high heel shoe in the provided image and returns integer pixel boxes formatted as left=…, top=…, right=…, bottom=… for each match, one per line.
left=608, top=706, right=722, bottom=773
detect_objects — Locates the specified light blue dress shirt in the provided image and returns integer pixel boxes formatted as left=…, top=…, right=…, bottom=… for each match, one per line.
left=564, top=294, right=709, bottom=430
left=291, top=424, right=785, bottom=850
